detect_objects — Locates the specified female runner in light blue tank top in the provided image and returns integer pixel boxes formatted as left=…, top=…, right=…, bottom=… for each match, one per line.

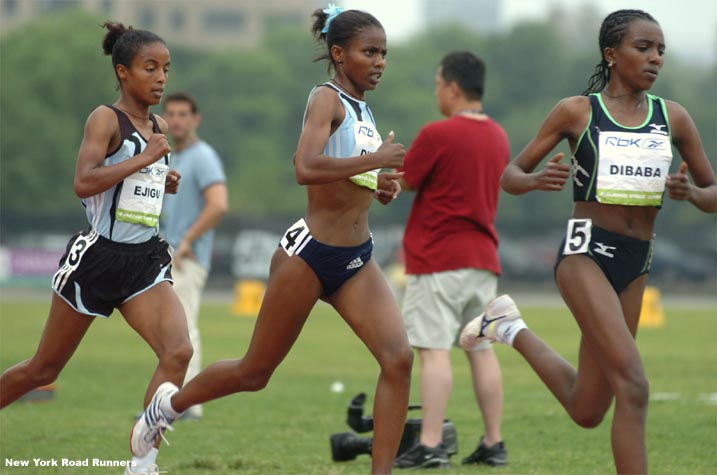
left=478, top=9, right=715, bottom=474
left=130, top=6, right=413, bottom=475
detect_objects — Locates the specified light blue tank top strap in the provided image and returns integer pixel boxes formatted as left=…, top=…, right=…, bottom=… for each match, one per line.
left=302, top=82, right=382, bottom=190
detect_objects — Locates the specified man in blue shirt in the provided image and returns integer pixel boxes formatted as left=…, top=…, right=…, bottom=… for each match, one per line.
left=161, top=92, right=228, bottom=419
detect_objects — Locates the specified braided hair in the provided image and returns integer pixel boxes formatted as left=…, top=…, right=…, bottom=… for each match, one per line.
left=582, top=9, right=658, bottom=95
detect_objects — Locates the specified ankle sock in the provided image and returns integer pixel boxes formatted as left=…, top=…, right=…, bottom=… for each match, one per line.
left=498, top=319, right=527, bottom=346
left=160, top=395, right=180, bottom=420
left=131, top=447, right=158, bottom=471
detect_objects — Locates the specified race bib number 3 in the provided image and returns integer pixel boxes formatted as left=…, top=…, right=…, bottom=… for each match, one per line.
left=564, top=219, right=592, bottom=255
left=280, top=218, right=311, bottom=256
left=52, top=230, right=99, bottom=293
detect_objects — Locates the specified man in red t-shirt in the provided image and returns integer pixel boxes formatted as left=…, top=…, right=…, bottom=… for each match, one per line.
left=394, top=51, right=510, bottom=469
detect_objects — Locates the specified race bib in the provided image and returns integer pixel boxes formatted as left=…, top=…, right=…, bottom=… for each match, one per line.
left=52, top=230, right=100, bottom=292
left=563, top=219, right=592, bottom=255
left=280, top=218, right=312, bottom=257
left=596, top=130, right=672, bottom=206
left=349, top=121, right=381, bottom=190
left=117, top=162, right=168, bottom=227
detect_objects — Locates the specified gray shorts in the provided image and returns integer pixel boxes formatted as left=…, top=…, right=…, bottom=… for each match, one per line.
left=402, top=268, right=497, bottom=351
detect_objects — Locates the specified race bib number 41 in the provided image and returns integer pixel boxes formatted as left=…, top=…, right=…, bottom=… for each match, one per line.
left=596, top=130, right=672, bottom=206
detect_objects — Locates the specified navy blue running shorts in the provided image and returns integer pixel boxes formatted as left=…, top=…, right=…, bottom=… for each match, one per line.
left=279, top=219, right=373, bottom=296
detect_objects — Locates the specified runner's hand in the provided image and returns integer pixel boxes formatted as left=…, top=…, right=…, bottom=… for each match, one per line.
left=165, top=169, right=181, bottom=194
left=144, top=133, right=171, bottom=163
left=534, top=153, right=570, bottom=191
left=666, top=161, right=691, bottom=201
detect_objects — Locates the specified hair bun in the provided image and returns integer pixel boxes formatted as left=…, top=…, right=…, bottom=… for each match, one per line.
left=101, top=21, right=129, bottom=56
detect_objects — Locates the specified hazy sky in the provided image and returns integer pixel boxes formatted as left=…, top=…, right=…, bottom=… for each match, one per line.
left=343, top=0, right=716, bottom=63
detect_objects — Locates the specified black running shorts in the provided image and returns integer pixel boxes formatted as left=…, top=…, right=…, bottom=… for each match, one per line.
left=52, top=229, right=173, bottom=317
left=555, top=224, right=653, bottom=294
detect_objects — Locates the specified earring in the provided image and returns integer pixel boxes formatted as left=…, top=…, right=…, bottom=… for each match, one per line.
left=608, top=61, right=614, bottom=68
left=338, top=60, right=344, bottom=65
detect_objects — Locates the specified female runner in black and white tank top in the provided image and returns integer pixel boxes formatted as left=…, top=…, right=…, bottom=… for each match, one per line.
left=499, top=9, right=715, bottom=474
left=1, top=22, right=190, bottom=475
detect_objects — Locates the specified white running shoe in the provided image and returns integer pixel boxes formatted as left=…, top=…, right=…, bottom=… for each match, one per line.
left=124, top=463, right=163, bottom=475
left=460, top=295, right=526, bottom=349
left=130, top=382, right=179, bottom=458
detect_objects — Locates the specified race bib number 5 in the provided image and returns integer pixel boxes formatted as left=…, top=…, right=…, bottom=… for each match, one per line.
left=280, top=218, right=311, bottom=256
left=563, top=219, right=592, bottom=255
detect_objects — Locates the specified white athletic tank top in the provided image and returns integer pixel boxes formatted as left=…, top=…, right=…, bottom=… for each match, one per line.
left=81, top=105, right=170, bottom=244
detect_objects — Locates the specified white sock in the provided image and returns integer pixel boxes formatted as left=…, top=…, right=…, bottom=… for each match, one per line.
left=160, top=395, right=181, bottom=420
left=498, top=319, right=528, bottom=347
left=131, top=447, right=158, bottom=471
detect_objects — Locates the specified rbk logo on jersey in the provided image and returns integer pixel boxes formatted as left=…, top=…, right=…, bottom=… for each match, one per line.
left=603, top=136, right=668, bottom=150
left=643, top=138, right=669, bottom=150
left=139, top=166, right=167, bottom=177
left=357, top=125, right=374, bottom=137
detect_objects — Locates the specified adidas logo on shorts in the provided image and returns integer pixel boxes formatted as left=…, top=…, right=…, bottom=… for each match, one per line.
left=346, top=257, right=364, bottom=270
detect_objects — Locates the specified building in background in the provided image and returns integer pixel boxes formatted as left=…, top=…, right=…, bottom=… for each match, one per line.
left=422, top=0, right=502, bottom=33
left=0, top=0, right=319, bottom=50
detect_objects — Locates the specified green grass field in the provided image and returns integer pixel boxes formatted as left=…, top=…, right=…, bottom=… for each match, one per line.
left=1, top=296, right=715, bottom=474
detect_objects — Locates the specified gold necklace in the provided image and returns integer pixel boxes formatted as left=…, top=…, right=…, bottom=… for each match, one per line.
left=601, top=92, right=647, bottom=110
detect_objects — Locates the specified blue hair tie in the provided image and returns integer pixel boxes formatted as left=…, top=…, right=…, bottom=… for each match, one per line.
left=321, top=3, right=344, bottom=34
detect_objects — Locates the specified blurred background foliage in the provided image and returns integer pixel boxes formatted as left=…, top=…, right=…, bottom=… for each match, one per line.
left=1, top=10, right=715, bottom=254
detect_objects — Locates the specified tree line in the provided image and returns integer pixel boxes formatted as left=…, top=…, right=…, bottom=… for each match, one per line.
left=1, top=10, right=714, bottom=250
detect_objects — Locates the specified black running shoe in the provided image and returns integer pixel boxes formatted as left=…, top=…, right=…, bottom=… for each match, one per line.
left=461, top=437, right=508, bottom=466
left=394, top=443, right=450, bottom=469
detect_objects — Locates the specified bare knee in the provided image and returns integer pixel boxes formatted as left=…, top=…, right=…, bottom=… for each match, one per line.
left=378, top=345, right=414, bottom=382
left=230, top=365, right=274, bottom=393
left=158, top=341, right=193, bottom=372
left=572, top=408, right=608, bottom=429
left=570, top=372, right=648, bottom=428
left=26, top=359, right=63, bottom=387
left=615, top=373, right=650, bottom=411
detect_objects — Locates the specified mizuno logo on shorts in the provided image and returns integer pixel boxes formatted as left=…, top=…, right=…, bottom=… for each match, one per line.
left=593, top=242, right=617, bottom=258
left=346, top=257, right=364, bottom=270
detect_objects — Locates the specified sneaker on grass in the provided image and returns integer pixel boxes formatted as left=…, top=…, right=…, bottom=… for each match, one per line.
left=461, top=436, right=508, bottom=466
left=394, top=443, right=449, bottom=469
